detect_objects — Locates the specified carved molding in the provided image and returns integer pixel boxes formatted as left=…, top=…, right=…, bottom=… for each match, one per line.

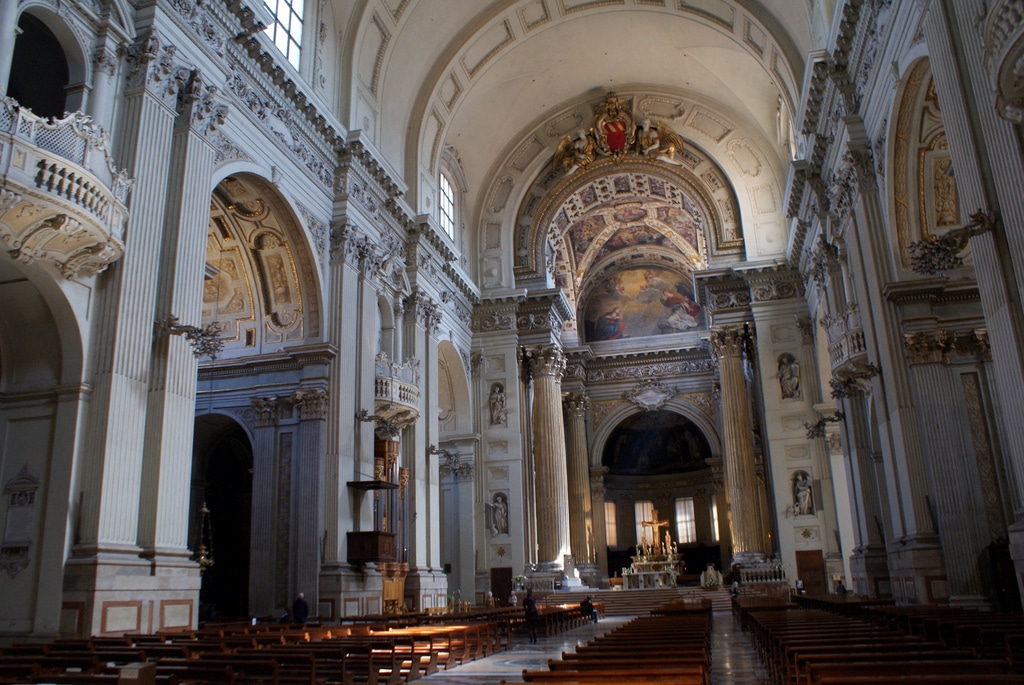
left=292, top=388, right=329, bottom=421
left=520, top=344, right=566, bottom=379
left=623, top=379, right=676, bottom=412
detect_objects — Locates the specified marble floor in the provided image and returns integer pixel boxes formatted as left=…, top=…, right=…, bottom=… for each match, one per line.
left=419, top=611, right=770, bottom=684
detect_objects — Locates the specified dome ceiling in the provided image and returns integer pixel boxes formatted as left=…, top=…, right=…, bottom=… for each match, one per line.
left=351, top=0, right=816, bottom=223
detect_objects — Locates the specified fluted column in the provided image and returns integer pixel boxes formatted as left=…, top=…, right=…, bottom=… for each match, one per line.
left=710, top=326, right=765, bottom=561
left=843, top=393, right=891, bottom=597
left=249, top=397, right=280, bottom=615
left=293, top=388, right=328, bottom=614
left=925, top=1, right=1024, bottom=602
left=589, top=467, right=609, bottom=578
left=563, top=392, right=593, bottom=566
left=0, top=0, right=18, bottom=95
left=522, top=345, right=570, bottom=571
left=138, top=71, right=225, bottom=562
left=72, top=34, right=186, bottom=559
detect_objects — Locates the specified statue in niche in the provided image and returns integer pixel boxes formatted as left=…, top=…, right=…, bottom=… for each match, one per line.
left=777, top=353, right=801, bottom=400
left=487, top=492, right=509, bottom=537
left=489, top=383, right=507, bottom=426
left=794, top=471, right=814, bottom=516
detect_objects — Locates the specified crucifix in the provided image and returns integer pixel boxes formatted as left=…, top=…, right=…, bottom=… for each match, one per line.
left=641, top=508, right=670, bottom=552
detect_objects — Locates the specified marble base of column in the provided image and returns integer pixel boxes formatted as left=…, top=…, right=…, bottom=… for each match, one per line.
left=849, top=544, right=891, bottom=598
left=1007, top=515, right=1024, bottom=608
left=731, top=551, right=766, bottom=566
left=576, top=563, right=602, bottom=588
left=887, top=537, right=948, bottom=604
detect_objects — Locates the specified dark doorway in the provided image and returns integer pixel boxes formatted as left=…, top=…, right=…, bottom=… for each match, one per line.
left=193, top=420, right=253, bottom=620
left=7, top=13, right=69, bottom=119
left=795, top=549, right=827, bottom=596
left=490, top=567, right=512, bottom=607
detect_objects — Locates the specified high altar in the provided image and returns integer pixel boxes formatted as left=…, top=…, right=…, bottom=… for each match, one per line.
left=620, top=510, right=682, bottom=589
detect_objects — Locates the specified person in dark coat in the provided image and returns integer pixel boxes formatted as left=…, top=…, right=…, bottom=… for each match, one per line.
left=522, top=588, right=538, bottom=643
left=292, top=592, right=309, bottom=624
left=580, top=596, right=598, bottom=623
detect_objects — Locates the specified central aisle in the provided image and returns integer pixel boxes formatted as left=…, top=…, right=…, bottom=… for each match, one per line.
left=419, top=610, right=769, bottom=684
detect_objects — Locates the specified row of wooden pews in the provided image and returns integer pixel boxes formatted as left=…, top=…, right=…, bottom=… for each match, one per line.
left=793, top=595, right=1024, bottom=674
left=0, top=615, right=514, bottom=685
left=746, top=603, right=1019, bottom=685
left=507, top=599, right=712, bottom=685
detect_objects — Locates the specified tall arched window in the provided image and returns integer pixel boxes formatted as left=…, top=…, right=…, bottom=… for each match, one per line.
left=264, top=0, right=303, bottom=69
left=438, top=173, right=455, bottom=239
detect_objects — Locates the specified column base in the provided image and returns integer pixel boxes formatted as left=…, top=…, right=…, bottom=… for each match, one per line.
left=62, top=548, right=200, bottom=637
left=318, top=562, right=385, bottom=619
left=887, top=536, right=948, bottom=604
left=1006, top=516, right=1024, bottom=610
left=731, top=550, right=766, bottom=566
left=404, top=566, right=448, bottom=611
left=850, top=545, right=891, bottom=598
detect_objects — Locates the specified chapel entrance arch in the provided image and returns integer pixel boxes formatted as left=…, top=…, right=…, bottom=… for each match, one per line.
left=190, top=414, right=254, bottom=621
left=597, top=408, right=721, bottom=582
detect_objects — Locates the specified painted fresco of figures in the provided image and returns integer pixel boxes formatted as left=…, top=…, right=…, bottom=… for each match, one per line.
left=777, top=353, right=801, bottom=399
left=583, top=266, right=704, bottom=343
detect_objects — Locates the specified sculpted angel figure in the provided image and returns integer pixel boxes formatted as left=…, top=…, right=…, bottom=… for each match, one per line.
left=552, top=128, right=596, bottom=175
left=637, top=118, right=686, bottom=165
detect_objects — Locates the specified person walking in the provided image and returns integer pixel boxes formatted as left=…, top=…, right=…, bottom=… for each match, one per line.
left=292, top=592, right=309, bottom=624
left=522, top=588, right=538, bottom=643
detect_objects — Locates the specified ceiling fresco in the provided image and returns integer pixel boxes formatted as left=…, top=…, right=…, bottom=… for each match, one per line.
left=582, top=265, right=703, bottom=343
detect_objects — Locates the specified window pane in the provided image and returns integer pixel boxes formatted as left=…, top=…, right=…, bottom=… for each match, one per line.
left=264, top=0, right=303, bottom=69
left=604, top=501, right=618, bottom=548
left=675, top=497, right=695, bottom=544
left=439, top=174, right=455, bottom=238
left=710, top=494, right=720, bottom=542
left=634, top=500, right=653, bottom=548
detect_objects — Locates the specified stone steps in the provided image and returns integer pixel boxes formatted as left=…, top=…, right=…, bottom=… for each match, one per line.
left=540, top=587, right=733, bottom=616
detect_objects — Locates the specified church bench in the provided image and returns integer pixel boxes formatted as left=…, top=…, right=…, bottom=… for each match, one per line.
left=804, top=658, right=1010, bottom=685
left=518, top=667, right=706, bottom=684
left=155, top=657, right=280, bottom=684
left=814, top=674, right=1024, bottom=684
left=792, top=649, right=978, bottom=685
left=547, top=656, right=709, bottom=682
left=566, top=646, right=708, bottom=661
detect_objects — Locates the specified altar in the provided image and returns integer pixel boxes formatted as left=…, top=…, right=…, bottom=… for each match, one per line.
left=622, top=552, right=682, bottom=589
left=620, top=509, right=682, bottom=589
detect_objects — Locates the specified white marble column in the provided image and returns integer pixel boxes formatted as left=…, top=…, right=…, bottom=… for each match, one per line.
left=62, top=32, right=192, bottom=635
left=843, top=393, right=891, bottom=598
left=906, top=338, right=990, bottom=606
left=589, top=467, right=609, bottom=580
left=0, top=0, right=18, bottom=95
left=925, top=1, right=1024, bottom=601
left=138, top=71, right=224, bottom=561
left=522, top=345, right=570, bottom=572
left=87, top=44, right=119, bottom=133
left=710, top=326, right=766, bottom=561
left=563, top=392, right=594, bottom=568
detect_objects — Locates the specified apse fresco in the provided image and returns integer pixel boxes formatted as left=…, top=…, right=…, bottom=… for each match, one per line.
left=583, top=266, right=703, bottom=342
left=602, top=410, right=711, bottom=476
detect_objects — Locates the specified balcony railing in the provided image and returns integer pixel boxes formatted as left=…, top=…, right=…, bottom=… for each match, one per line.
left=372, top=352, right=420, bottom=427
left=822, top=304, right=868, bottom=375
left=0, top=98, right=132, bottom=278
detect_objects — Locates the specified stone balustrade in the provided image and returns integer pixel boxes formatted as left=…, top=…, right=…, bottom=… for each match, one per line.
left=0, top=98, right=132, bottom=278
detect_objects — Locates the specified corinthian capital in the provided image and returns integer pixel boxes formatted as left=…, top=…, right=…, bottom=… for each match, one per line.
left=563, top=392, right=589, bottom=418
left=125, top=31, right=190, bottom=109
left=708, top=325, right=753, bottom=362
left=520, top=345, right=566, bottom=379
left=293, top=388, right=329, bottom=420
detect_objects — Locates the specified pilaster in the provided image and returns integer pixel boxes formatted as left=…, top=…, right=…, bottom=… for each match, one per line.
left=249, top=396, right=282, bottom=615
left=292, top=388, right=328, bottom=614
left=62, top=31, right=191, bottom=637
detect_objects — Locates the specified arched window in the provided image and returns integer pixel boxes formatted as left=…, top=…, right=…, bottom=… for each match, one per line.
left=264, top=0, right=303, bottom=69
left=438, top=173, right=455, bottom=239
left=7, top=13, right=69, bottom=119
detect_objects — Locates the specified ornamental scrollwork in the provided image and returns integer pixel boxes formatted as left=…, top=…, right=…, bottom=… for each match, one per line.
left=907, top=209, right=997, bottom=277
